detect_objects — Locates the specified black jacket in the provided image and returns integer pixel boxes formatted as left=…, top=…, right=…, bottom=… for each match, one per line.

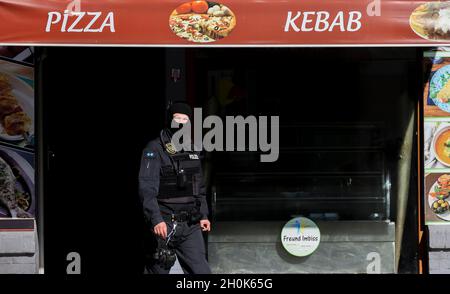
left=139, top=129, right=209, bottom=227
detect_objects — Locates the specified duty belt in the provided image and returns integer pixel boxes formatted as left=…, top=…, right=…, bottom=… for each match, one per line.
left=162, top=211, right=191, bottom=222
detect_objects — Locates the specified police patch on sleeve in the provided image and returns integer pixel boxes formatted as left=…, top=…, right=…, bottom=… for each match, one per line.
left=144, top=150, right=156, bottom=159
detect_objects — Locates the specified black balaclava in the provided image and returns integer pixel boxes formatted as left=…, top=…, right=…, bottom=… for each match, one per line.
left=167, top=102, right=192, bottom=135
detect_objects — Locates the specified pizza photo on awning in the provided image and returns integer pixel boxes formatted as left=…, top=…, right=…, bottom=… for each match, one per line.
left=169, top=1, right=236, bottom=43
left=410, top=1, right=450, bottom=41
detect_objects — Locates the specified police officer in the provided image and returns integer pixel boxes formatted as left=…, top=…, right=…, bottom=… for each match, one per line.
left=139, top=102, right=212, bottom=274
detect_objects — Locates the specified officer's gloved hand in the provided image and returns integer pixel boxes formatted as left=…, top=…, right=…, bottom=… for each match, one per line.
left=154, top=222, right=168, bottom=239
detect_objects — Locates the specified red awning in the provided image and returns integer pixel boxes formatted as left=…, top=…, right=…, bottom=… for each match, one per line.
left=0, top=0, right=450, bottom=46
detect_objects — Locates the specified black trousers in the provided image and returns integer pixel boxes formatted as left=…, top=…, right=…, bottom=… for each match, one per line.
left=145, top=218, right=211, bottom=274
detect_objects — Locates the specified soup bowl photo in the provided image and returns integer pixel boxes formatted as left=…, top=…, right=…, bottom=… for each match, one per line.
left=432, top=124, right=450, bottom=167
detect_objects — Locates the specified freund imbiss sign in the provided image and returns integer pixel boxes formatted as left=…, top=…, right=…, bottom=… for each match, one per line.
left=281, top=217, right=321, bottom=257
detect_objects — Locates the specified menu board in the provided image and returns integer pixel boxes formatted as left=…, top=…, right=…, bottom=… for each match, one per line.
left=424, top=49, right=450, bottom=225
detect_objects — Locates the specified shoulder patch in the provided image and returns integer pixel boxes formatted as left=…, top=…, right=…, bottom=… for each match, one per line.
left=144, top=150, right=156, bottom=159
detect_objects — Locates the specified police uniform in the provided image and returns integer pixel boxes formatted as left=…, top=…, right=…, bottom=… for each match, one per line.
left=139, top=128, right=211, bottom=274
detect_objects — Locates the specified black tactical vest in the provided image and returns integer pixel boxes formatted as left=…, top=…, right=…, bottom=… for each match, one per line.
left=157, top=151, right=201, bottom=200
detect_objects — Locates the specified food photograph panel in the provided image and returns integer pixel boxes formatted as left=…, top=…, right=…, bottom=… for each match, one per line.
left=425, top=172, right=450, bottom=224
left=410, top=1, right=450, bottom=42
left=169, top=1, right=236, bottom=43
left=424, top=119, right=450, bottom=170
left=0, top=143, right=35, bottom=219
left=424, top=51, right=450, bottom=117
